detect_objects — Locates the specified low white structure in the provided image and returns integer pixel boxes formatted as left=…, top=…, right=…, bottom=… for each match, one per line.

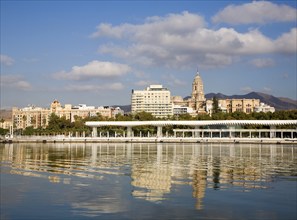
left=173, top=105, right=195, bottom=115
left=86, top=120, right=297, bottom=139
left=254, top=103, right=275, bottom=113
left=86, top=120, right=297, bottom=127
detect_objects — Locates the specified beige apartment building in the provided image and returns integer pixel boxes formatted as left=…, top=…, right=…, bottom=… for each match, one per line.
left=206, top=99, right=261, bottom=114
left=131, top=85, right=173, bottom=118
left=225, top=99, right=260, bottom=113
left=0, top=120, right=13, bottom=130
left=12, top=106, right=50, bottom=129
left=12, top=100, right=124, bottom=129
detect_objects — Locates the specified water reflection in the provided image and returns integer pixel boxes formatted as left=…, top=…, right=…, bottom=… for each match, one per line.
left=1, top=143, right=296, bottom=218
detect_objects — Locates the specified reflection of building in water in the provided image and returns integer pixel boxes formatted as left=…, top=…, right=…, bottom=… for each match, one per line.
left=131, top=164, right=172, bottom=202
left=70, top=183, right=128, bottom=217
left=131, top=143, right=172, bottom=201
left=131, top=166, right=172, bottom=202
left=1, top=143, right=296, bottom=210
left=192, top=168, right=207, bottom=210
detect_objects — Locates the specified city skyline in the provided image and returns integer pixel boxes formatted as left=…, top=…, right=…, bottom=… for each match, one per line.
left=1, top=1, right=296, bottom=108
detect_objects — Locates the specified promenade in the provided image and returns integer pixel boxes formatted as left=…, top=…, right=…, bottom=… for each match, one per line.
left=3, top=136, right=297, bottom=144
left=2, top=120, right=296, bottom=144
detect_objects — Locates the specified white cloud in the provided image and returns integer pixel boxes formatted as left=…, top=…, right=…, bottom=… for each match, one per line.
left=250, top=58, right=275, bottom=68
left=91, top=11, right=206, bottom=39
left=162, top=74, right=187, bottom=87
left=0, top=54, right=14, bottom=66
left=274, top=28, right=297, bottom=54
left=65, top=83, right=124, bottom=92
left=134, top=80, right=156, bottom=87
left=53, top=60, right=131, bottom=80
left=212, top=1, right=297, bottom=25
left=1, top=75, right=32, bottom=90
left=93, top=12, right=296, bottom=69
left=262, top=87, right=272, bottom=93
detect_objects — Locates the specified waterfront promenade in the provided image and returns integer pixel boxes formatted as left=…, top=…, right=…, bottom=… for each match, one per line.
left=2, top=120, right=297, bottom=144
left=3, top=136, right=297, bottom=144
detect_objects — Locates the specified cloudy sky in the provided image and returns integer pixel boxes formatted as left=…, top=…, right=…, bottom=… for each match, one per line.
left=1, top=1, right=296, bottom=108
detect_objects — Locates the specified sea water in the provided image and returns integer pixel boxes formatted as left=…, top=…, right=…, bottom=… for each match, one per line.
left=1, top=143, right=296, bottom=220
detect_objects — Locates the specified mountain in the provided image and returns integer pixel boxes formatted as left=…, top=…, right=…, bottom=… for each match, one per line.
left=205, top=92, right=297, bottom=110
left=112, top=105, right=131, bottom=113
left=0, top=109, right=12, bottom=120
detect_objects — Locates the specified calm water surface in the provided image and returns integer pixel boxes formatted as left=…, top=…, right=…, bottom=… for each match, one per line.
left=0, top=143, right=296, bottom=220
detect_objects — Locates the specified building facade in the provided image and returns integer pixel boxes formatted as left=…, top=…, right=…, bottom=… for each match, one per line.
left=0, top=120, right=13, bottom=130
left=131, top=85, right=173, bottom=118
left=12, top=100, right=124, bottom=129
left=206, top=99, right=261, bottom=115
left=12, top=106, right=50, bottom=129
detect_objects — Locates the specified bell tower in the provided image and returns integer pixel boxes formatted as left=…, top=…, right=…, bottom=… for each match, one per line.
left=191, top=70, right=205, bottom=112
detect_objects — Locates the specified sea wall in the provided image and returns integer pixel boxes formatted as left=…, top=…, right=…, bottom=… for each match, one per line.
left=1, top=136, right=296, bottom=144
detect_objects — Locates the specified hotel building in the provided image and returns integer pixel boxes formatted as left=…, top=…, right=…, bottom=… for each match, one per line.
left=131, top=85, right=173, bottom=118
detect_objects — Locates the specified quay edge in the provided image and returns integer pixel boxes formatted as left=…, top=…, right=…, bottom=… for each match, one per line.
left=1, top=137, right=297, bottom=144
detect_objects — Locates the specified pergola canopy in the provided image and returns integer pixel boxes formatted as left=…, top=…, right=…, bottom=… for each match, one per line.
left=86, top=120, right=297, bottom=127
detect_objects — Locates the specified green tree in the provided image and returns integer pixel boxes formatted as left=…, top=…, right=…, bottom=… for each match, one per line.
left=23, top=126, right=35, bottom=136
left=47, top=113, right=73, bottom=132
left=212, top=112, right=227, bottom=120
left=133, top=111, right=155, bottom=121
left=177, top=113, right=194, bottom=120
left=196, top=114, right=212, bottom=120
left=0, top=128, right=8, bottom=135
left=47, top=113, right=62, bottom=131
left=115, top=113, right=133, bottom=121
left=212, top=96, right=220, bottom=114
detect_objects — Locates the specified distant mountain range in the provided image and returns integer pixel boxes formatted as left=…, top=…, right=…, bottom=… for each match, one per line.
left=205, top=92, right=297, bottom=111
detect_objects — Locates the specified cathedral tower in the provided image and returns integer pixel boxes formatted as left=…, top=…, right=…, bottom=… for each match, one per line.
left=191, top=71, right=206, bottom=112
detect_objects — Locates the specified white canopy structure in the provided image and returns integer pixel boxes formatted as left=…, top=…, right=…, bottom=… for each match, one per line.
left=86, top=120, right=297, bottom=139
left=86, top=120, right=297, bottom=127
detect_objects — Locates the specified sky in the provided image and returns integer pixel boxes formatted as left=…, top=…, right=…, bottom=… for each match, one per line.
left=1, top=0, right=296, bottom=108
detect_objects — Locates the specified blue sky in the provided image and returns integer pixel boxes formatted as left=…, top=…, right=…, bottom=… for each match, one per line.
left=1, top=0, right=296, bottom=108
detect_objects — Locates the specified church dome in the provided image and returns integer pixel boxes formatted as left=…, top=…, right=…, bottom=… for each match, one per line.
left=50, top=99, right=61, bottom=110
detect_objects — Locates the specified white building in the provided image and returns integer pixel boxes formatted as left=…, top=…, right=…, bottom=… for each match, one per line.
left=173, top=105, right=195, bottom=116
left=131, top=85, right=173, bottom=118
left=112, top=107, right=124, bottom=118
left=254, top=103, right=275, bottom=113
left=72, top=104, right=95, bottom=110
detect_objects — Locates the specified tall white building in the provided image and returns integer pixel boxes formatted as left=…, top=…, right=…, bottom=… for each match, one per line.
left=131, top=85, right=173, bottom=118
